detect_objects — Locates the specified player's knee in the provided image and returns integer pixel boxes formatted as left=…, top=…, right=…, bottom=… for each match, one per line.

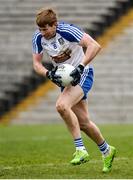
left=79, top=118, right=90, bottom=131
left=80, top=122, right=87, bottom=131
left=56, top=101, right=69, bottom=115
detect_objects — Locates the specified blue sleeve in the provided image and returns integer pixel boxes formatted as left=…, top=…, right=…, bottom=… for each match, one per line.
left=57, top=23, right=84, bottom=42
left=32, top=31, right=43, bottom=54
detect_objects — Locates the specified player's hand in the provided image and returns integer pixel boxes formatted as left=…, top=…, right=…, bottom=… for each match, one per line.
left=70, top=64, right=84, bottom=86
left=46, top=66, right=62, bottom=87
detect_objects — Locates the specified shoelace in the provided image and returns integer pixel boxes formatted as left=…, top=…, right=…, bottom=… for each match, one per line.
left=73, top=150, right=85, bottom=158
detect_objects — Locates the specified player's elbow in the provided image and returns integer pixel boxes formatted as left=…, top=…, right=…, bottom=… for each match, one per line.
left=33, top=62, right=39, bottom=74
left=94, top=41, right=101, bottom=54
left=33, top=62, right=37, bottom=71
left=98, top=43, right=101, bottom=52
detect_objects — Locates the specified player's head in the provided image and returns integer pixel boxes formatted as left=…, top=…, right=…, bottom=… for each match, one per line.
left=36, top=8, right=57, bottom=39
left=36, top=8, right=57, bottom=27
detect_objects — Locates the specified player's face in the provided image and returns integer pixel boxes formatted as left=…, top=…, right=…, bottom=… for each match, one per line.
left=39, top=24, right=56, bottom=40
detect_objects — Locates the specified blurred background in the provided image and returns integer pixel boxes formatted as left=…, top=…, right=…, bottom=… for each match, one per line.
left=0, top=0, right=133, bottom=125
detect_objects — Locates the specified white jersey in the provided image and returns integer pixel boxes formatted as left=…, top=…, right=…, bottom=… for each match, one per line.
left=32, top=22, right=85, bottom=67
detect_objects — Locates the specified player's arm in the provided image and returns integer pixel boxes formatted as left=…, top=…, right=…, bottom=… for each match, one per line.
left=32, top=32, right=48, bottom=76
left=70, top=32, right=101, bottom=86
left=32, top=32, right=62, bottom=87
left=79, top=32, right=101, bottom=66
left=33, top=53, right=62, bottom=87
left=33, top=53, right=48, bottom=76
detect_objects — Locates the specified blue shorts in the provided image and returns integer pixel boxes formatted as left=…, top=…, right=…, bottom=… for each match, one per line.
left=79, top=66, right=94, bottom=99
left=61, top=66, right=94, bottom=100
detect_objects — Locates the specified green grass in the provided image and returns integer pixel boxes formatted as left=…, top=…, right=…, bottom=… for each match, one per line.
left=0, top=123, right=133, bottom=179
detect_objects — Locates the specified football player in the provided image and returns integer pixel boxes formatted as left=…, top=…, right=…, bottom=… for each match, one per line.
left=32, top=8, right=116, bottom=173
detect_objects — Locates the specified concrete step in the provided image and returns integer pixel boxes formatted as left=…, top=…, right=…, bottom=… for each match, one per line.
left=25, top=102, right=133, bottom=114
left=11, top=108, right=133, bottom=124
left=0, top=15, right=103, bottom=26
left=0, top=8, right=108, bottom=15
left=0, top=1, right=116, bottom=9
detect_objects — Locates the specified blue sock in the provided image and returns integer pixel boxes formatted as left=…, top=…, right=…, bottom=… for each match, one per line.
left=98, top=141, right=110, bottom=156
left=74, top=138, right=86, bottom=151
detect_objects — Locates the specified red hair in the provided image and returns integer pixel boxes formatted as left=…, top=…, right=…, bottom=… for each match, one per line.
left=36, top=8, right=57, bottom=27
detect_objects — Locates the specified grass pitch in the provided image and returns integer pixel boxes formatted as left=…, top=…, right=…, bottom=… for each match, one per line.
left=0, top=123, right=133, bottom=179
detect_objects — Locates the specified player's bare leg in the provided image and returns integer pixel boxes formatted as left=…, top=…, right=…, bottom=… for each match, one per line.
left=56, top=85, right=90, bottom=165
left=72, top=99, right=116, bottom=172
left=56, top=85, right=83, bottom=139
left=72, top=100, right=104, bottom=145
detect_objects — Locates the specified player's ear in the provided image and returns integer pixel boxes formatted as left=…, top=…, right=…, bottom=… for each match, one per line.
left=53, top=21, right=57, bottom=26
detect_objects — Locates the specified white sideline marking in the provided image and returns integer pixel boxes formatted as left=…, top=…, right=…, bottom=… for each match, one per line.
left=0, top=135, right=69, bottom=142
left=0, top=157, right=129, bottom=170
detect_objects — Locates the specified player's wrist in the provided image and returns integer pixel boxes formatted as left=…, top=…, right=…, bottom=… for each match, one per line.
left=79, top=63, right=85, bottom=67
left=78, top=64, right=85, bottom=74
left=46, top=70, right=49, bottom=77
left=46, top=70, right=52, bottom=80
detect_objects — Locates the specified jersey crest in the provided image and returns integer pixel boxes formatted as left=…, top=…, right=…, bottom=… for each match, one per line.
left=58, top=37, right=65, bottom=45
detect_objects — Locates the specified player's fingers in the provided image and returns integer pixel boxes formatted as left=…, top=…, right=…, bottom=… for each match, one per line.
left=53, top=66, right=58, bottom=73
left=54, top=74, right=61, bottom=79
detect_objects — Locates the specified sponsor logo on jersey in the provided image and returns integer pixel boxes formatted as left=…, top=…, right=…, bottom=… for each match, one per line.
left=42, top=42, right=48, bottom=46
left=51, top=41, right=57, bottom=49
